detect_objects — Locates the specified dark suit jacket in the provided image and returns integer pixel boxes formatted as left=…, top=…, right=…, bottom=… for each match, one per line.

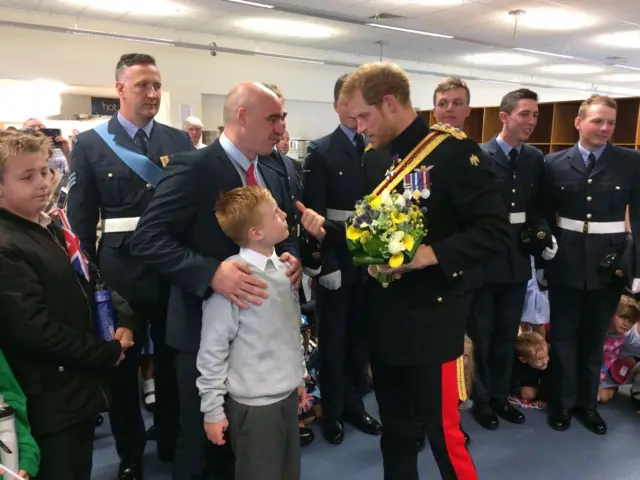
left=129, top=140, right=299, bottom=353
left=541, top=143, right=640, bottom=290
left=303, top=127, right=364, bottom=283
left=480, top=137, right=547, bottom=284
left=68, top=115, right=192, bottom=308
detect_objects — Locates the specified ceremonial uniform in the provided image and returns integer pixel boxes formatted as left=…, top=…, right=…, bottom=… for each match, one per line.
left=469, top=136, right=547, bottom=409
left=67, top=113, right=192, bottom=468
left=302, top=126, right=371, bottom=432
left=541, top=143, right=640, bottom=417
left=323, top=117, right=510, bottom=479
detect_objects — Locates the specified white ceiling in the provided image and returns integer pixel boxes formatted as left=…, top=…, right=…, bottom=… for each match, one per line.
left=2, top=0, right=640, bottom=86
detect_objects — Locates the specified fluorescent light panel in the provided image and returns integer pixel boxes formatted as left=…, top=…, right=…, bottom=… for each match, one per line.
left=613, top=64, right=640, bottom=71
left=513, top=48, right=575, bottom=59
left=224, top=0, right=273, bottom=8
left=366, top=23, right=453, bottom=39
left=255, top=53, right=324, bottom=64
left=69, top=29, right=175, bottom=45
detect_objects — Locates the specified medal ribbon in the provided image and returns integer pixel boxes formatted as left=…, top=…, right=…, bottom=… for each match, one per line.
left=372, top=133, right=449, bottom=196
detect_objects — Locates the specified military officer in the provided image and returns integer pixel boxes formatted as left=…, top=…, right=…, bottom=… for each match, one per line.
left=67, top=53, right=192, bottom=479
left=302, top=74, right=382, bottom=445
left=469, top=88, right=556, bottom=431
left=540, top=94, right=640, bottom=435
left=299, top=62, right=510, bottom=480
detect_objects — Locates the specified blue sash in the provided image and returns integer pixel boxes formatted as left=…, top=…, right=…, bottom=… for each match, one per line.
left=93, top=122, right=166, bottom=188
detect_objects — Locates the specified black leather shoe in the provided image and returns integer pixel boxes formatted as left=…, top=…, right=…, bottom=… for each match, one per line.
left=574, top=407, right=607, bottom=435
left=490, top=399, right=525, bottom=425
left=548, top=408, right=571, bottom=431
left=118, top=459, right=143, bottom=480
left=345, top=411, right=382, bottom=436
left=472, top=403, right=499, bottom=430
left=323, top=419, right=344, bottom=445
left=300, top=426, right=315, bottom=447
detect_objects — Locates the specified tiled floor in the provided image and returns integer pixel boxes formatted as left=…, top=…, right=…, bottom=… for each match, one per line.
left=92, top=388, right=640, bottom=479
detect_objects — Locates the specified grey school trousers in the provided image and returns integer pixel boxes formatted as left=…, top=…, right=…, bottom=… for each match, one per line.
left=226, top=389, right=301, bottom=480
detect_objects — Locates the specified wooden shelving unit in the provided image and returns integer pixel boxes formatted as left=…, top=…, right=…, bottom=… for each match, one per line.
left=419, top=96, right=640, bottom=151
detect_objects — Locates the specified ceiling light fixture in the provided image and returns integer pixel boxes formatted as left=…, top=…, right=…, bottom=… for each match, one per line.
left=596, top=31, right=640, bottom=48
left=66, top=0, right=183, bottom=16
left=540, top=64, right=604, bottom=75
left=464, top=52, right=537, bottom=66
left=506, top=8, right=595, bottom=30
left=366, top=23, right=453, bottom=39
left=254, top=53, right=325, bottom=65
left=224, top=0, right=274, bottom=8
left=513, top=48, right=575, bottom=59
left=613, top=64, right=640, bottom=71
left=406, top=0, right=463, bottom=5
left=600, top=73, right=640, bottom=82
left=69, top=29, right=175, bottom=45
left=236, top=18, right=337, bottom=38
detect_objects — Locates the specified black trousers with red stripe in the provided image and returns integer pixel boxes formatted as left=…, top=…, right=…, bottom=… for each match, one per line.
left=370, top=358, right=477, bottom=480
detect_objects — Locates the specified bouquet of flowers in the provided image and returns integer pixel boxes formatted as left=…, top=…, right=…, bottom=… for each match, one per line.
left=346, top=190, right=427, bottom=287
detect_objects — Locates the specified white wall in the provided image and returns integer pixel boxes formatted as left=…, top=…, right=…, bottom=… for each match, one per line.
left=0, top=20, right=629, bottom=129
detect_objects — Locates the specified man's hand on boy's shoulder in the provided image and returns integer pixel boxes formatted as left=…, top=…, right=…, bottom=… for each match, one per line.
left=280, top=252, right=302, bottom=288
left=204, top=418, right=229, bottom=446
left=210, top=260, right=269, bottom=309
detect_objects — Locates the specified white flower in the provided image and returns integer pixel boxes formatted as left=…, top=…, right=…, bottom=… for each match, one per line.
left=387, top=231, right=407, bottom=255
left=381, top=190, right=393, bottom=207
left=394, top=194, right=406, bottom=209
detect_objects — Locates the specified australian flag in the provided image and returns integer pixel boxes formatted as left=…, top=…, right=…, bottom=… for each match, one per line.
left=57, top=208, right=91, bottom=282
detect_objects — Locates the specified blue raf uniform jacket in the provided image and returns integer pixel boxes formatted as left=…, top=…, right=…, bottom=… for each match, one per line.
left=540, top=143, right=640, bottom=291
left=67, top=115, right=193, bottom=308
left=480, top=137, right=548, bottom=284
left=302, top=126, right=364, bottom=284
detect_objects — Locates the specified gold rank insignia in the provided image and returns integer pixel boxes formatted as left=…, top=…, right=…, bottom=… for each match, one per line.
left=365, top=143, right=373, bottom=152
left=432, top=123, right=467, bottom=140
left=469, top=154, right=480, bottom=167
left=160, top=155, right=170, bottom=167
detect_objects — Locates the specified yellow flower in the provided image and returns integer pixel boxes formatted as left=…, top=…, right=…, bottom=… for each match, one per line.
left=402, top=234, right=415, bottom=251
left=389, top=253, right=404, bottom=268
left=369, top=195, right=382, bottom=209
left=347, top=225, right=363, bottom=241
left=391, top=210, right=407, bottom=224
left=360, top=231, right=371, bottom=243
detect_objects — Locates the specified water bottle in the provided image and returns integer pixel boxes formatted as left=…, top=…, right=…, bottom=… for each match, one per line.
left=94, top=278, right=116, bottom=341
left=0, top=394, right=18, bottom=480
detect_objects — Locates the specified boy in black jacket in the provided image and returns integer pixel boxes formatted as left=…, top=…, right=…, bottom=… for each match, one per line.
left=0, top=130, right=137, bottom=480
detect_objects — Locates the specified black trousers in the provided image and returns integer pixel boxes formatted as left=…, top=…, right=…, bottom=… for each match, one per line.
left=173, top=352, right=234, bottom=480
left=34, top=417, right=95, bottom=480
left=110, top=302, right=179, bottom=460
left=317, top=277, right=369, bottom=420
left=548, top=285, right=621, bottom=411
left=467, top=282, right=528, bottom=404
left=371, top=358, right=477, bottom=480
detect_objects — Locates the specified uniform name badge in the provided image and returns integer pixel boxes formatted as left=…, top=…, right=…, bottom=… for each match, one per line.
left=403, top=168, right=431, bottom=201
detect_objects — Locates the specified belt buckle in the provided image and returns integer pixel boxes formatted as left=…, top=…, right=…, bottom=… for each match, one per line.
left=583, top=221, right=589, bottom=234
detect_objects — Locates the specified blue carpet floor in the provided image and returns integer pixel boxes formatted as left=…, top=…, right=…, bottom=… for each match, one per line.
left=92, top=390, right=640, bottom=479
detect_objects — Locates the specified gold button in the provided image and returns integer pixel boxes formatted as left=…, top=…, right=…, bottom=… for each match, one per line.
left=561, top=186, right=564, bottom=190
left=616, top=186, right=621, bottom=190
left=511, top=202, right=515, bottom=207
left=437, top=297, right=443, bottom=303
left=108, top=173, right=113, bottom=177
left=58, top=366, right=64, bottom=372
left=586, top=213, right=592, bottom=219
left=587, top=179, right=593, bottom=184
left=513, top=174, right=516, bottom=179
left=587, top=196, right=592, bottom=202
left=339, top=171, right=343, bottom=175
left=459, top=271, right=463, bottom=275
left=452, top=273, right=458, bottom=278
left=146, top=183, right=152, bottom=189
left=512, top=189, right=516, bottom=193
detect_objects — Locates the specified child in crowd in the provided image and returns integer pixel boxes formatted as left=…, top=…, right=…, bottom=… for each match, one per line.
left=511, top=332, right=549, bottom=406
left=599, top=296, right=640, bottom=404
left=197, top=186, right=307, bottom=480
left=521, top=256, right=550, bottom=339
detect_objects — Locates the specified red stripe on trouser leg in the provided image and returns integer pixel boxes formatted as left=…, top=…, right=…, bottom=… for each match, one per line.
left=441, top=359, right=478, bottom=480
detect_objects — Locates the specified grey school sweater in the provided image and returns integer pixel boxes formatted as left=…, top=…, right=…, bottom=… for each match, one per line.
left=196, top=249, right=305, bottom=423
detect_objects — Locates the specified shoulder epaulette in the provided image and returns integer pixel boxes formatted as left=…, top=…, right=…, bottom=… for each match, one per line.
left=431, top=123, right=467, bottom=140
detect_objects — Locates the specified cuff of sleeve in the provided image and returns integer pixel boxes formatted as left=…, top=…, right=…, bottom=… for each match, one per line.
left=204, top=410, right=227, bottom=424
left=429, top=242, right=459, bottom=281
left=197, top=260, right=220, bottom=299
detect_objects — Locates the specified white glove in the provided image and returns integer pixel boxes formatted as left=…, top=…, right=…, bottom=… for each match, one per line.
left=318, top=271, right=342, bottom=290
left=536, top=269, right=547, bottom=287
left=541, top=235, right=558, bottom=261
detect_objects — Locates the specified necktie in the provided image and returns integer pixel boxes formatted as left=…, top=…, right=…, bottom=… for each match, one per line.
left=508, top=148, right=518, bottom=169
left=134, top=128, right=148, bottom=156
left=354, top=133, right=365, bottom=158
left=586, top=152, right=596, bottom=174
left=246, top=162, right=259, bottom=186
